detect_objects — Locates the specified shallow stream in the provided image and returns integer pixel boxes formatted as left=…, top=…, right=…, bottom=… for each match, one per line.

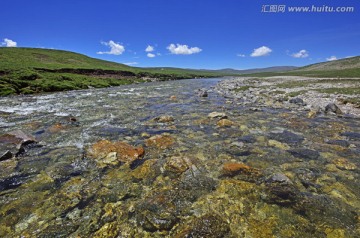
left=0, top=78, right=359, bottom=237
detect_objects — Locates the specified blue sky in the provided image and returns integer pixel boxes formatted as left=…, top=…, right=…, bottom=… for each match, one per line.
left=1, top=0, right=359, bottom=69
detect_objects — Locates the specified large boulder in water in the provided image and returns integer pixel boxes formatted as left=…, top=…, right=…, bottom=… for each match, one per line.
left=0, top=130, right=37, bottom=160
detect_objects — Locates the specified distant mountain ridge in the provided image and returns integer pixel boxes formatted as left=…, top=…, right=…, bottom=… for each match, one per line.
left=207, top=66, right=298, bottom=74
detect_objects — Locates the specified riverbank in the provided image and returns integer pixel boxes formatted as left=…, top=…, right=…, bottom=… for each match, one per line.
left=216, top=76, right=360, bottom=118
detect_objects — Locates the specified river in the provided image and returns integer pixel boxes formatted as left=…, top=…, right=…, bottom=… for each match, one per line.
left=0, top=78, right=359, bottom=237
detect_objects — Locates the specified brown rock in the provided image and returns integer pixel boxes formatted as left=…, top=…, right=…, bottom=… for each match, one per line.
left=223, top=162, right=250, bottom=175
left=88, top=140, right=145, bottom=163
left=216, top=119, right=234, bottom=127
left=222, top=162, right=260, bottom=177
left=145, top=134, right=175, bottom=149
left=0, top=130, right=37, bottom=159
left=0, top=130, right=36, bottom=145
left=170, top=95, right=177, bottom=100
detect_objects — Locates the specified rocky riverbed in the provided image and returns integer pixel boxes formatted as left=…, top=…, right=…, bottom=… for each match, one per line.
left=0, top=77, right=359, bottom=237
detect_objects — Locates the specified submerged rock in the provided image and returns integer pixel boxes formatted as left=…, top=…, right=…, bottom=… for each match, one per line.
left=238, top=135, right=256, bottom=143
left=268, top=130, right=304, bottom=145
left=145, top=134, right=175, bottom=149
left=222, top=162, right=251, bottom=176
left=174, top=214, right=230, bottom=238
left=88, top=140, right=145, bottom=166
left=152, top=115, right=174, bottom=123
left=217, top=119, right=234, bottom=127
left=265, top=173, right=293, bottom=185
left=0, top=130, right=37, bottom=160
left=263, top=173, right=301, bottom=206
left=287, top=149, right=320, bottom=160
left=164, top=156, right=192, bottom=176
left=333, top=158, right=357, bottom=171
left=326, top=139, right=350, bottom=148
left=340, top=132, right=360, bottom=141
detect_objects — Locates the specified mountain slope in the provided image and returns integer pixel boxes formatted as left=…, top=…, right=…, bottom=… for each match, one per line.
left=0, top=48, right=221, bottom=96
left=0, top=47, right=133, bottom=71
left=243, top=56, right=360, bottom=78
left=297, top=56, right=360, bottom=71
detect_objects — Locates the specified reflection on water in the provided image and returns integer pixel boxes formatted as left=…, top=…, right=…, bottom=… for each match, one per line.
left=0, top=78, right=359, bottom=237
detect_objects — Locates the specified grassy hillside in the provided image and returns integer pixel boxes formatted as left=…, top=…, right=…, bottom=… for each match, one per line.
left=297, top=56, right=360, bottom=71
left=243, top=57, right=360, bottom=78
left=0, top=48, right=221, bottom=96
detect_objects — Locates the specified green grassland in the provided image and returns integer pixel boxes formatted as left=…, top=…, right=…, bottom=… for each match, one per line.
left=0, top=48, right=222, bottom=96
left=1, top=48, right=359, bottom=96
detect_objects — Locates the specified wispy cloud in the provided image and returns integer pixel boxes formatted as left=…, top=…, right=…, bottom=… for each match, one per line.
left=147, top=53, right=156, bottom=58
left=237, top=54, right=246, bottom=57
left=145, top=45, right=154, bottom=52
left=291, top=49, right=309, bottom=58
left=326, top=56, right=337, bottom=61
left=1, top=38, right=17, bottom=47
left=97, top=40, right=125, bottom=55
left=167, top=43, right=202, bottom=55
left=123, top=62, right=138, bottom=66
left=250, top=46, right=272, bottom=57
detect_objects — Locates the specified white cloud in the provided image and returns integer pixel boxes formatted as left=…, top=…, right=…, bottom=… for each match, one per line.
left=326, top=56, right=337, bottom=61
left=97, top=40, right=125, bottom=55
left=147, top=53, right=156, bottom=58
left=2, top=38, right=17, bottom=47
left=145, top=45, right=154, bottom=52
left=250, top=46, right=272, bottom=57
left=167, top=43, right=202, bottom=55
left=123, top=62, right=138, bottom=66
left=237, top=54, right=246, bottom=57
left=291, top=49, right=309, bottom=58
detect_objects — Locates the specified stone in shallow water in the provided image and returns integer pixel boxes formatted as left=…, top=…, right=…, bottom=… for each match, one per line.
left=287, top=149, right=320, bottom=160
left=197, top=89, right=208, bottom=97
left=152, top=115, right=174, bottom=123
left=216, top=119, right=234, bottom=127
left=208, top=112, right=227, bottom=119
left=145, top=134, right=175, bottom=149
left=268, top=140, right=290, bottom=150
left=325, top=103, right=342, bottom=115
left=222, top=162, right=251, bottom=177
left=289, top=97, right=305, bottom=106
left=238, top=135, right=256, bottom=143
left=173, top=214, right=230, bottom=238
left=333, top=158, right=357, bottom=171
left=265, top=173, right=293, bottom=185
left=268, top=130, right=304, bottom=144
left=0, top=130, right=37, bottom=160
left=164, top=156, right=192, bottom=176
left=340, top=132, right=360, bottom=141
left=326, top=139, right=350, bottom=148
left=88, top=140, right=145, bottom=165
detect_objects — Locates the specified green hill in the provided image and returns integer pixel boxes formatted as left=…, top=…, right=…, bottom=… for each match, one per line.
left=243, top=56, right=360, bottom=78
left=0, top=48, right=221, bottom=96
